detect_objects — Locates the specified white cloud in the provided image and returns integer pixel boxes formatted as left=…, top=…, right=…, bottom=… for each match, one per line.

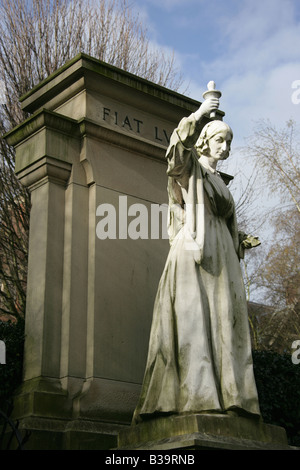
left=180, top=0, right=300, bottom=138
left=132, top=0, right=299, bottom=302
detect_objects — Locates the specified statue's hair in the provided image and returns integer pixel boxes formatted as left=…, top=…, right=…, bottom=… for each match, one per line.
left=195, top=121, right=233, bottom=156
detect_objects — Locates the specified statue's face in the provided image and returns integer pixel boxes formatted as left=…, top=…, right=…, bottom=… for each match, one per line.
left=207, top=129, right=232, bottom=161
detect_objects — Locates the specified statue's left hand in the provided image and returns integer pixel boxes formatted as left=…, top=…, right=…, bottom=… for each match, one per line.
left=238, top=232, right=261, bottom=259
left=239, top=232, right=261, bottom=250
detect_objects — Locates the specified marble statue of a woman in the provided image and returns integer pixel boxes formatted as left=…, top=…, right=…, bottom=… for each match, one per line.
left=132, top=97, right=261, bottom=424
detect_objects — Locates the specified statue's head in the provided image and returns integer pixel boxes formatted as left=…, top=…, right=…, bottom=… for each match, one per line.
left=195, top=120, right=233, bottom=161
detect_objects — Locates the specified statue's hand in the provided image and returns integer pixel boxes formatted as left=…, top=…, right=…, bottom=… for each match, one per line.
left=195, top=97, right=219, bottom=120
left=240, top=234, right=261, bottom=249
left=238, top=232, right=261, bottom=259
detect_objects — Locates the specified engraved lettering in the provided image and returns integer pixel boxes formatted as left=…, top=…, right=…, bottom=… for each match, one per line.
left=154, top=126, right=163, bottom=142
left=163, top=129, right=171, bottom=144
left=133, top=118, right=143, bottom=133
left=122, top=115, right=132, bottom=130
left=103, top=107, right=110, bottom=121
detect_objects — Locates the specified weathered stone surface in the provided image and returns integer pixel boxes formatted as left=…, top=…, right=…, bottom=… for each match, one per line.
left=4, top=54, right=210, bottom=449
left=132, top=103, right=261, bottom=424
left=118, top=413, right=293, bottom=450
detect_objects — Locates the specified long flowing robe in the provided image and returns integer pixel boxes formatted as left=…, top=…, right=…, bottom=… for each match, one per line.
left=132, top=114, right=260, bottom=424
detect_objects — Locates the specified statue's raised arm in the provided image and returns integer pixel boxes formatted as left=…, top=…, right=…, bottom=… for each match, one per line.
left=166, top=97, right=220, bottom=180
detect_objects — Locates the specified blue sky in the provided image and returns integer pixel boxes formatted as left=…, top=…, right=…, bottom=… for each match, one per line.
left=133, top=0, right=300, bottom=153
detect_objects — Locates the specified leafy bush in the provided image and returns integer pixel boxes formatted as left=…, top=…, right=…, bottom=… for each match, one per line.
left=253, top=350, right=300, bottom=446
left=0, top=319, right=24, bottom=414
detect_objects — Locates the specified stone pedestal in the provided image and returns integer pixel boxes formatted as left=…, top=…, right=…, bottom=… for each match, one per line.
left=117, top=413, right=293, bottom=450
left=5, top=54, right=225, bottom=449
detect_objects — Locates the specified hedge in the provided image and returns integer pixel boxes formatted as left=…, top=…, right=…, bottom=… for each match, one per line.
left=253, top=349, right=300, bottom=446
left=0, top=319, right=24, bottom=415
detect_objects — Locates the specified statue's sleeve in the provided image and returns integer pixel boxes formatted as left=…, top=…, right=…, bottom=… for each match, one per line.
left=165, top=114, right=203, bottom=246
left=166, top=114, right=202, bottom=183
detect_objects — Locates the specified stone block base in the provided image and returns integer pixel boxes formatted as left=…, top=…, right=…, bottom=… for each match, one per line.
left=117, top=413, right=295, bottom=450
left=3, top=376, right=135, bottom=449
left=2, top=416, right=126, bottom=450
